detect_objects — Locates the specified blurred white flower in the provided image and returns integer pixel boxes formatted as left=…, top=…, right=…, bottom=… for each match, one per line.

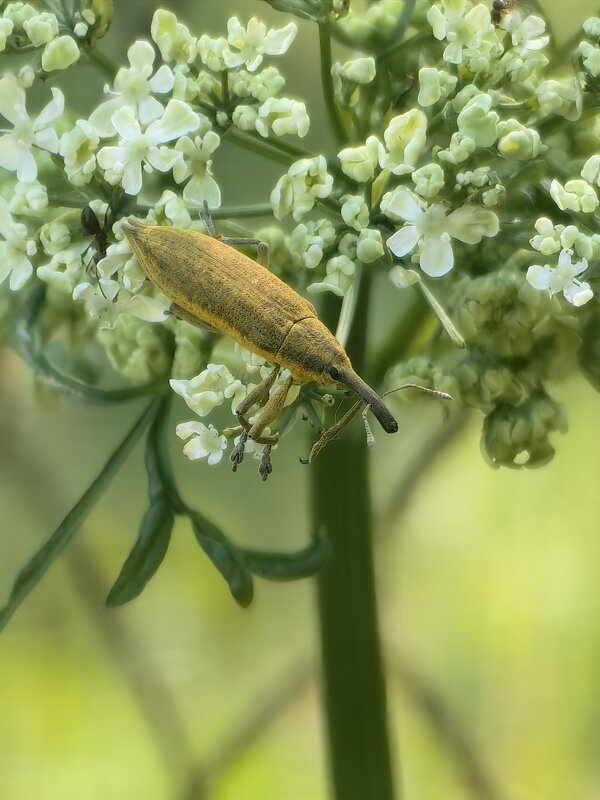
left=0, top=74, right=63, bottom=181
left=0, top=198, right=37, bottom=291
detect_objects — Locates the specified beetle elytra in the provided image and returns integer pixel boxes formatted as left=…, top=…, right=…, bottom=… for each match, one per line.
left=122, top=210, right=398, bottom=478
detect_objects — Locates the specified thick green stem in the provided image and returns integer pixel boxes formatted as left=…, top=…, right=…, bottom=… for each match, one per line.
left=318, top=23, right=347, bottom=145
left=311, top=288, right=398, bottom=800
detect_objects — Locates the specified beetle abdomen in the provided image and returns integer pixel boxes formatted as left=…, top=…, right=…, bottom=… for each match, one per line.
left=124, top=222, right=317, bottom=360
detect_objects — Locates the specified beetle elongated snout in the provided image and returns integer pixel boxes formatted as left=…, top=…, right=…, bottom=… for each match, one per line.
left=328, top=365, right=398, bottom=433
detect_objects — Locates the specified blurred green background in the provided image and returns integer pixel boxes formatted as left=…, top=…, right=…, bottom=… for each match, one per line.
left=2, top=1, right=600, bottom=798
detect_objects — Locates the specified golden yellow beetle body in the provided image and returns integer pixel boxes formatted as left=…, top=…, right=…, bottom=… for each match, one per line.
left=122, top=219, right=398, bottom=470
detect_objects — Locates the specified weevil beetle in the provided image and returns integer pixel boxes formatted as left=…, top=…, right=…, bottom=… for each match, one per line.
left=122, top=213, right=398, bottom=477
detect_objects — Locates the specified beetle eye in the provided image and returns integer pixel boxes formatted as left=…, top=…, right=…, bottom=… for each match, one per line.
left=328, top=366, right=340, bottom=381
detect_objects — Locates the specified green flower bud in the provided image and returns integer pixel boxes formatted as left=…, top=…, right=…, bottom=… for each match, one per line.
left=481, top=394, right=567, bottom=469
left=357, top=229, right=384, bottom=263
left=98, top=314, right=172, bottom=384
left=412, top=163, right=445, bottom=198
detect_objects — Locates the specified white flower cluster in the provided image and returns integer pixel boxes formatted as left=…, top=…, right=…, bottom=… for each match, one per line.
left=171, top=355, right=298, bottom=467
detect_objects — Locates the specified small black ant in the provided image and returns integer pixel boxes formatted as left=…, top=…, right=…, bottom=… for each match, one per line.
left=81, top=204, right=109, bottom=267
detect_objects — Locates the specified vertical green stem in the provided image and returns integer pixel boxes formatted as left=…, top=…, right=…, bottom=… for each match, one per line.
left=311, top=285, right=398, bottom=800
left=318, top=23, right=347, bottom=145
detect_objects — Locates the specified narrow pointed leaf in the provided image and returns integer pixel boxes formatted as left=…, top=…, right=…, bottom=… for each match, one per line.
left=241, top=533, right=332, bottom=581
left=0, top=400, right=158, bottom=632
left=105, top=498, right=175, bottom=607
left=190, top=514, right=254, bottom=607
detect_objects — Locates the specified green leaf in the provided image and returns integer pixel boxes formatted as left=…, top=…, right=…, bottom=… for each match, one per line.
left=0, top=399, right=159, bottom=632
left=190, top=513, right=254, bottom=607
left=263, top=0, right=349, bottom=22
left=241, top=533, right=332, bottom=581
left=105, top=498, right=175, bottom=607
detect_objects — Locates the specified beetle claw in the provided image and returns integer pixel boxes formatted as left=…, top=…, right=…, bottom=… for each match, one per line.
left=230, top=431, right=247, bottom=472
left=259, top=445, right=273, bottom=481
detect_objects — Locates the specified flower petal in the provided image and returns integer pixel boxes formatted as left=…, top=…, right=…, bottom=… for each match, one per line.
left=419, top=232, right=454, bottom=276
left=138, top=95, right=164, bottom=126
left=122, top=160, right=143, bottom=195
left=16, top=144, right=38, bottom=182
left=386, top=225, right=420, bottom=257
left=0, top=76, right=26, bottom=124
left=183, top=173, right=221, bottom=208
left=127, top=40, right=155, bottom=71
left=149, top=64, right=175, bottom=94
left=34, top=87, right=64, bottom=129
left=9, top=253, right=33, bottom=291
left=526, top=263, right=552, bottom=290
left=0, top=134, right=20, bottom=173
left=145, top=99, right=199, bottom=145
left=112, top=106, right=141, bottom=142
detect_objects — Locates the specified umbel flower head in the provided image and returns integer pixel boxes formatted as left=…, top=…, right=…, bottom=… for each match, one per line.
left=0, top=0, right=599, bottom=481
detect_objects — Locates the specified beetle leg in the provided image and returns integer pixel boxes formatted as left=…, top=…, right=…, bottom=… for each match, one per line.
left=248, top=374, right=294, bottom=441
left=230, top=431, right=247, bottom=472
left=201, top=200, right=270, bottom=267
left=235, top=365, right=280, bottom=419
left=258, top=445, right=273, bottom=481
left=166, top=303, right=220, bottom=333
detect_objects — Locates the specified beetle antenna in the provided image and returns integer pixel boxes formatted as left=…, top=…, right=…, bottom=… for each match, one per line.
left=361, top=407, right=375, bottom=447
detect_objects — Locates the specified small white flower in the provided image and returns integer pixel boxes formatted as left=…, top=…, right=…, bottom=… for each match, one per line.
left=341, top=194, right=369, bottom=231
left=550, top=179, right=598, bottom=214
left=153, top=190, right=192, bottom=229
left=307, top=255, right=355, bottom=297
left=89, top=40, right=175, bottom=137
left=379, top=110, right=427, bottom=176
left=271, top=156, right=333, bottom=221
left=41, top=35, right=80, bottom=71
left=503, top=13, right=549, bottom=52
left=290, top=219, right=336, bottom=270
left=0, top=198, right=37, bottom=291
left=0, top=74, right=64, bottom=181
left=9, top=179, right=48, bottom=216
left=383, top=186, right=499, bottom=277
left=255, top=97, right=309, bottom=139
left=37, top=248, right=84, bottom=294
left=427, top=0, right=493, bottom=65
left=417, top=67, right=458, bottom=107
left=97, top=100, right=200, bottom=195
left=224, top=17, right=297, bottom=72
left=23, top=12, right=58, bottom=47
left=536, top=78, right=582, bottom=121
left=59, top=119, right=99, bottom=186
left=176, top=421, right=227, bottom=465
left=151, top=9, right=196, bottom=64
left=170, top=364, right=245, bottom=418
left=173, top=131, right=221, bottom=208
left=338, top=135, right=384, bottom=183
left=527, top=249, right=593, bottom=307
left=197, top=34, right=230, bottom=72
